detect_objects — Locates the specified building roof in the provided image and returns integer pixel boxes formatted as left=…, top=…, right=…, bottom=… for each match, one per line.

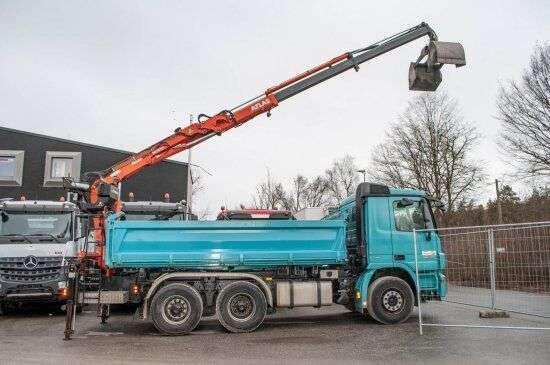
left=0, top=125, right=187, bottom=166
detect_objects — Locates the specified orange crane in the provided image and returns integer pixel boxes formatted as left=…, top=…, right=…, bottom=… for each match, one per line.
left=65, top=22, right=465, bottom=270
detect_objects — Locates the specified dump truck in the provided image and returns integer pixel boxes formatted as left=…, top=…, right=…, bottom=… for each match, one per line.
left=73, top=183, right=445, bottom=334
left=62, top=22, right=464, bottom=338
left=0, top=199, right=78, bottom=311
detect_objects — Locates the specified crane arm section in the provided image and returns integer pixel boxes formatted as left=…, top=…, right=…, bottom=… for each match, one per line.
left=87, top=23, right=442, bottom=202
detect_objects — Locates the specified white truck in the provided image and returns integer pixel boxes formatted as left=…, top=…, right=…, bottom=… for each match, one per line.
left=0, top=199, right=79, bottom=312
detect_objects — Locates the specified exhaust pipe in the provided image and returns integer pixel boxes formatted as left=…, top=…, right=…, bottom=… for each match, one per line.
left=409, top=41, right=466, bottom=91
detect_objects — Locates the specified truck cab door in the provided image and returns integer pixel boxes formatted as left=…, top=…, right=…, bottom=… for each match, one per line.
left=389, top=197, right=440, bottom=273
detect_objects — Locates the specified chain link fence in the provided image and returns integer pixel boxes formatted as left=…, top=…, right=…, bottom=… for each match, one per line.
left=414, top=221, right=550, bottom=333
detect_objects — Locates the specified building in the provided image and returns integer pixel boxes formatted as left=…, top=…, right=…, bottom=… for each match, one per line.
left=0, top=126, right=188, bottom=202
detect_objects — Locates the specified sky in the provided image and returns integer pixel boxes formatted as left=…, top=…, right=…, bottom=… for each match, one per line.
left=1, top=1, right=549, bottom=217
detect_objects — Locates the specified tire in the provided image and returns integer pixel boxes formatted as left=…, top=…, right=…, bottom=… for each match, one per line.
left=367, top=276, right=414, bottom=325
left=216, top=281, right=267, bottom=333
left=150, top=283, right=203, bottom=335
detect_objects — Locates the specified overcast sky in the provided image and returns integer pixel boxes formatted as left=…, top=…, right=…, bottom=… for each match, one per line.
left=1, top=1, right=549, bottom=217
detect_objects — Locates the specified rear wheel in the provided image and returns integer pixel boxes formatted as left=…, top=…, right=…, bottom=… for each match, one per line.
left=216, top=281, right=267, bottom=333
left=151, top=283, right=203, bottom=335
left=367, top=276, right=414, bottom=324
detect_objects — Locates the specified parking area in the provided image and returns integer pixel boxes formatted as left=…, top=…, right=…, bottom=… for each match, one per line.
left=1, top=303, right=550, bottom=364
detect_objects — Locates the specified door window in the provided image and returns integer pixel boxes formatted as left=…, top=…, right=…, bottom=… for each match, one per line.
left=393, top=200, right=427, bottom=231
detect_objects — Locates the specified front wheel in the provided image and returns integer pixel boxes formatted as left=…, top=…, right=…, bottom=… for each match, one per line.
left=367, top=276, right=414, bottom=325
left=150, top=283, right=203, bottom=335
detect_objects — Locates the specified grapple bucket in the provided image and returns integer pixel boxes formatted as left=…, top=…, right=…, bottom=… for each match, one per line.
left=428, top=41, right=466, bottom=67
left=408, top=62, right=442, bottom=91
left=408, top=40, right=465, bottom=91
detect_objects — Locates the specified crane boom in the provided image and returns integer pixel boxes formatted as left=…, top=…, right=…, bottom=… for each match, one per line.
left=65, top=22, right=465, bottom=268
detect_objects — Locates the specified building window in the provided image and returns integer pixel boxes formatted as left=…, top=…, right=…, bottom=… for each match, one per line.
left=51, top=157, right=73, bottom=178
left=0, top=150, right=24, bottom=186
left=44, top=151, right=81, bottom=187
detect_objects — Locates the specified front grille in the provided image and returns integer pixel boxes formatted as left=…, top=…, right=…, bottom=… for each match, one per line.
left=0, top=256, right=63, bottom=283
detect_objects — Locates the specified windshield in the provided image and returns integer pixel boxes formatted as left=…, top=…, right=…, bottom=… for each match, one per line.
left=0, top=212, right=72, bottom=238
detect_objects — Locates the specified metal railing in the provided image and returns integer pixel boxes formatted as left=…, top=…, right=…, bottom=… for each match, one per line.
left=413, top=221, right=550, bottom=334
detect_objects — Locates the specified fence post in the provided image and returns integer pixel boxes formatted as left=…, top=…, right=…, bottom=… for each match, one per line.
left=413, top=228, right=423, bottom=335
left=487, top=228, right=496, bottom=310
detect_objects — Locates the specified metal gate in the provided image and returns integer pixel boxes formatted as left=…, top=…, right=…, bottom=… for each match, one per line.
left=413, top=221, right=550, bottom=334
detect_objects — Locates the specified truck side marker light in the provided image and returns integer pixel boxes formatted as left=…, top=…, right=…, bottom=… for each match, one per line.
left=131, top=284, right=141, bottom=295
left=356, top=291, right=361, bottom=299
left=58, top=287, right=69, bottom=298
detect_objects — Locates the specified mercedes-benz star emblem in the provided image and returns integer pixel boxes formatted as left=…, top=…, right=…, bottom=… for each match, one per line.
left=23, top=255, right=38, bottom=270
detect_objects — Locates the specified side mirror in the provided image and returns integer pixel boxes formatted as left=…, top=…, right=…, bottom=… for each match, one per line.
left=1, top=211, right=8, bottom=223
left=397, top=198, right=414, bottom=208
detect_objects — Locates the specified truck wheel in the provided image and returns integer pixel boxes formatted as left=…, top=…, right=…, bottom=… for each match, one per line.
left=216, top=281, right=267, bottom=333
left=367, top=276, right=414, bottom=325
left=150, top=283, right=203, bottom=335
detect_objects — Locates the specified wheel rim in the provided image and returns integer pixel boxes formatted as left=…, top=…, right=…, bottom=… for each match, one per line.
left=227, top=293, right=256, bottom=322
left=382, top=289, right=404, bottom=312
left=161, top=295, right=191, bottom=325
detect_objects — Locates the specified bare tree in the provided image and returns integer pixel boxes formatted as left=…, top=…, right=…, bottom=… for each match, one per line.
left=190, top=167, right=205, bottom=208
left=369, top=91, right=485, bottom=211
left=324, top=155, right=360, bottom=204
left=252, top=169, right=290, bottom=210
left=287, top=175, right=309, bottom=212
left=303, top=176, right=330, bottom=208
left=497, top=43, right=550, bottom=180
left=286, top=174, right=331, bottom=211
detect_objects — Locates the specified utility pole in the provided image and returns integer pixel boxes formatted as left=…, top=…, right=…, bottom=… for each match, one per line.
left=186, top=114, right=193, bottom=220
left=495, top=179, right=503, bottom=224
left=357, top=169, right=366, bottom=183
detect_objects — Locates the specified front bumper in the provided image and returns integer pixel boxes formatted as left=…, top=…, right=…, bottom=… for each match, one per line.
left=0, top=281, right=66, bottom=302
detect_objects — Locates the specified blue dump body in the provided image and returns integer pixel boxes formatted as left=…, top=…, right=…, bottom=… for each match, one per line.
left=105, top=214, right=347, bottom=270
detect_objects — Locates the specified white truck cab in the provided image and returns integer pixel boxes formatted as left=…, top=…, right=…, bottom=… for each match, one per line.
left=0, top=199, right=78, bottom=305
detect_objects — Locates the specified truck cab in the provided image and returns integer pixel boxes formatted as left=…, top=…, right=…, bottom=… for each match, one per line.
left=121, top=201, right=187, bottom=221
left=216, top=207, right=294, bottom=220
left=0, top=199, right=78, bottom=305
left=325, top=183, right=446, bottom=321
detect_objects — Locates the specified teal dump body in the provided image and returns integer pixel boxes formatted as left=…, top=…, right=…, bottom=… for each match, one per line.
left=105, top=215, right=347, bottom=270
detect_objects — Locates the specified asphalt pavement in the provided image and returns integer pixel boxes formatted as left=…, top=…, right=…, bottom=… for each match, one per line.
left=1, top=302, right=549, bottom=364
